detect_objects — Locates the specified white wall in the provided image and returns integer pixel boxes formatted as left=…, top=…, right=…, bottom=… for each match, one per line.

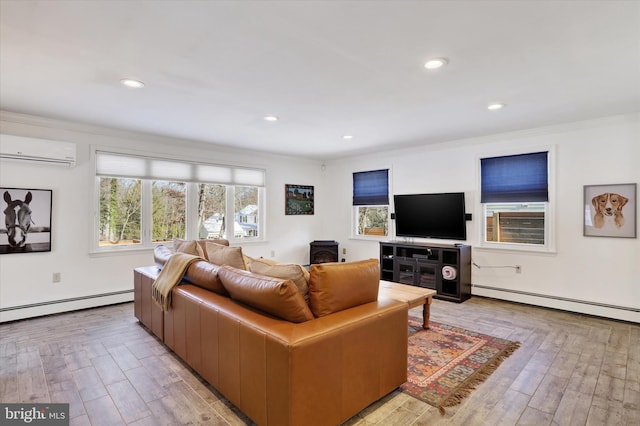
left=324, top=114, right=640, bottom=323
left=0, top=111, right=326, bottom=321
left=2, top=111, right=638, bottom=323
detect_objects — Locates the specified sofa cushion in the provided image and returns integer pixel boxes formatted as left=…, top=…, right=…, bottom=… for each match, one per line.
left=206, top=242, right=247, bottom=270
left=183, top=260, right=228, bottom=295
left=308, top=259, right=380, bottom=317
left=196, top=238, right=228, bottom=261
left=245, top=255, right=277, bottom=268
left=218, top=266, right=314, bottom=323
left=250, top=258, right=310, bottom=302
left=154, top=245, right=227, bottom=295
left=174, top=238, right=205, bottom=258
left=154, top=244, right=173, bottom=268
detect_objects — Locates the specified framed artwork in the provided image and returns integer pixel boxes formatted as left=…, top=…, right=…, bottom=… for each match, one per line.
left=584, top=183, right=636, bottom=238
left=285, top=184, right=314, bottom=215
left=0, top=187, right=52, bottom=254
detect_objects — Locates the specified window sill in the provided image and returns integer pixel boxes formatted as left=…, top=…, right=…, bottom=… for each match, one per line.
left=349, top=235, right=389, bottom=242
left=89, top=245, right=154, bottom=257
left=475, top=242, right=557, bottom=255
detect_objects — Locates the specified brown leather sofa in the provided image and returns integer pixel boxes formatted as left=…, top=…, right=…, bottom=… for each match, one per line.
left=134, top=243, right=408, bottom=426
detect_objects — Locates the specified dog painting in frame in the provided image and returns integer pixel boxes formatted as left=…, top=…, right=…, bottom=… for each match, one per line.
left=584, top=183, right=636, bottom=238
left=592, top=192, right=628, bottom=229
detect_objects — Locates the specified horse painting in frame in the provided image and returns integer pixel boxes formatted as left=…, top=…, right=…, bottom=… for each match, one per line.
left=0, top=187, right=52, bottom=254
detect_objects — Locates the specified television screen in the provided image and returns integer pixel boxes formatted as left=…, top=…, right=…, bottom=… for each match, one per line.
left=393, top=192, right=467, bottom=240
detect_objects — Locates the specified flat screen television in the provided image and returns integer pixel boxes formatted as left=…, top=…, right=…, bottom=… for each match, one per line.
left=393, top=192, right=467, bottom=240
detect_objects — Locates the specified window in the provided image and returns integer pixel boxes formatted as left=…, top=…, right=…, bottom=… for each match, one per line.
left=98, top=177, right=141, bottom=246
left=197, top=183, right=226, bottom=239
left=234, top=186, right=259, bottom=238
left=353, top=169, right=389, bottom=237
left=480, top=151, right=553, bottom=250
left=152, top=181, right=186, bottom=243
left=94, top=151, right=265, bottom=252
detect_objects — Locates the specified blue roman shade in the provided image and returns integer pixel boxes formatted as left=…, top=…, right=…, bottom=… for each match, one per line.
left=353, top=169, right=389, bottom=205
left=481, top=152, right=548, bottom=203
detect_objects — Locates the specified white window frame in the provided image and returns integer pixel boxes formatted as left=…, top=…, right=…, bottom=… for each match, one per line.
left=477, top=145, right=556, bottom=253
left=90, top=148, right=266, bottom=253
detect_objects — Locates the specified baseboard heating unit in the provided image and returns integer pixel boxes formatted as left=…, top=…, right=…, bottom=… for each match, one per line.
left=472, top=284, right=639, bottom=313
left=0, top=290, right=134, bottom=322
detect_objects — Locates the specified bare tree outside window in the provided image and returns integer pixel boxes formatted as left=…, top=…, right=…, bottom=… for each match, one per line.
left=357, top=206, right=388, bottom=236
left=99, top=177, right=141, bottom=245
left=152, top=181, right=186, bottom=242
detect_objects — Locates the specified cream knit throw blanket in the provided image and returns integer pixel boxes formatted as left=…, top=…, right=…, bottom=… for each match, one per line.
left=152, top=253, right=203, bottom=311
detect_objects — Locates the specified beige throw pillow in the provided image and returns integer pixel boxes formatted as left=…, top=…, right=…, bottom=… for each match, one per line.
left=205, top=242, right=247, bottom=270
left=173, top=239, right=205, bottom=258
left=250, top=258, right=309, bottom=302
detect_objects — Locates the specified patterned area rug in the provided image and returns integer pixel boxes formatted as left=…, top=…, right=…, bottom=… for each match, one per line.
left=401, top=317, right=520, bottom=414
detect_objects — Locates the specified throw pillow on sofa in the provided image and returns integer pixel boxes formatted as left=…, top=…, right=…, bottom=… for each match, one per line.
left=196, top=238, right=228, bottom=260
left=173, top=238, right=205, bottom=258
left=249, top=258, right=310, bottom=303
left=218, top=265, right=314, bottom=323
left=206, top=242, right=247, bottom=270
left=308, top=259, right=380, bottom=317
left=154, top=244, right=173, bottom=268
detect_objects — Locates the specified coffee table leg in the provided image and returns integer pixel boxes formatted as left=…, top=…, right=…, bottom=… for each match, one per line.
left=423, top=297, right=432, bottom=329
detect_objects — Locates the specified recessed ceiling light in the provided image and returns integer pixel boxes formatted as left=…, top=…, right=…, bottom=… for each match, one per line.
left=263, top=115, right=279, bottom=122
left=424, top=58, right=448, bottom=69
left=343, top=135, right=353, bottom=140
left=487, top=103, right=505, bottom=111
left=120, top=78, right=145, bottom=89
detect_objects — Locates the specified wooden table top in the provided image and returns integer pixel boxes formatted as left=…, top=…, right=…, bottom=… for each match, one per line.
left=378, top=280, right=436, bottom=304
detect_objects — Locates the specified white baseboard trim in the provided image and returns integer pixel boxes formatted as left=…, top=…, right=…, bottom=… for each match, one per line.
left=0, top=290, right=133, bottom=323
left=472, top=284, right=639, bottom=323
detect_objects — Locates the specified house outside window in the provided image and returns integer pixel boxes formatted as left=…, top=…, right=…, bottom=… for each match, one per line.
left=353, top=169, right=389, bottom=237
left=480, top=150, right=554, bottom=251
left=94, top=151, right=265, bottom=252
left=235, top=186, right=259, bottom=238
left=197, top=183, right=226, bottom=239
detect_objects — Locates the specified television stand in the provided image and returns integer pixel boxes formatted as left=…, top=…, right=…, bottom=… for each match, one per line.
left=379, top=241, right=471, bottom=303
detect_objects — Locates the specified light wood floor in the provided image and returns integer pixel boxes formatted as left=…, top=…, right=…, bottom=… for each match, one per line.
left=1, top=297, right=638, bottom=425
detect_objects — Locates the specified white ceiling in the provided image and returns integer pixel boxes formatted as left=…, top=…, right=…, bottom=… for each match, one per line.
left=1, top=0, right=639, bottom=160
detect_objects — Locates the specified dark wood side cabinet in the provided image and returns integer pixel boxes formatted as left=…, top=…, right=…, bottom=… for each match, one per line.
left=379, top=241, right=471, bottom=303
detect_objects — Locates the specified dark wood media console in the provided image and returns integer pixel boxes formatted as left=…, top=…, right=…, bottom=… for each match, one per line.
left=379, top=241, right=471, bottom=303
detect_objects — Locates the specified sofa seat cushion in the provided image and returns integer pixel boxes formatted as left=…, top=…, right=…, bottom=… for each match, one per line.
left=205, top=242, right=248, bottom=270
left=249, top=257, right=310, bottom=302
left=308, top=259, right=380, bottom=317
left=218, top=265, right=314, bottom=323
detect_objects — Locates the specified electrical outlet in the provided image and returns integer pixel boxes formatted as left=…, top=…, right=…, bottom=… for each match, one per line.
left=52, top=272, right=61, bottom=283
left=270, top=250, right=275, bottom=258
left=515, top=265, right=522, bottom=274
left=342, top=248, right=347, bottom=255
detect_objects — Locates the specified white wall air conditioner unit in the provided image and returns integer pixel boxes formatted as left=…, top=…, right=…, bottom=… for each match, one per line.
left=0, top=134, right=76, bottom=167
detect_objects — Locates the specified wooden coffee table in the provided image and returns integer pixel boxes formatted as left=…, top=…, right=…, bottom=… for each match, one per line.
left=379, top=280, right=436, bottom=329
